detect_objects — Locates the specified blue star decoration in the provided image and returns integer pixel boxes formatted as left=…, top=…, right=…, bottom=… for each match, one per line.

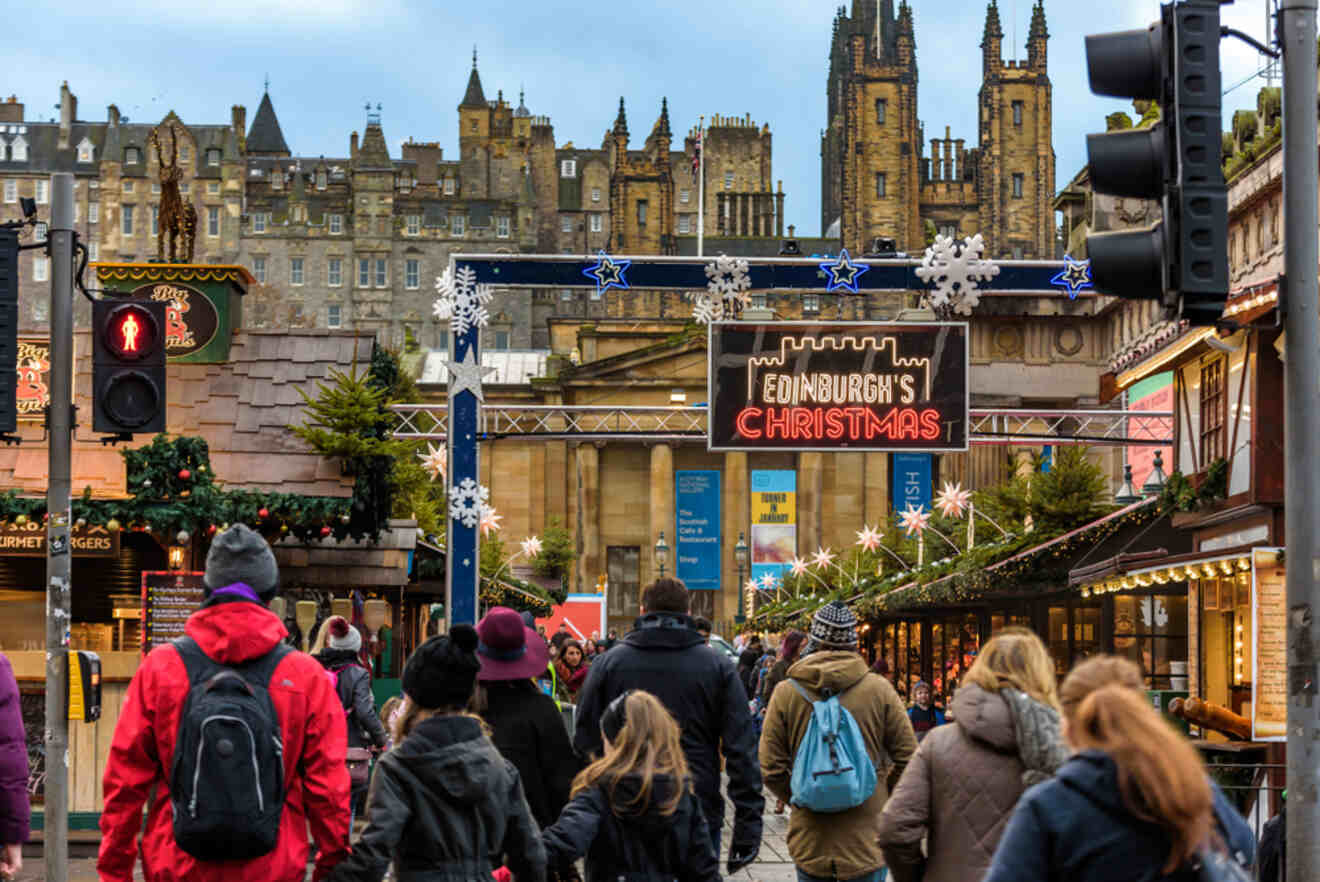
left=1051, top=255, right=1093, bottom=299
left=819, top=249, right=870, bottom=294
left=583, top=251, right=631, bottom=296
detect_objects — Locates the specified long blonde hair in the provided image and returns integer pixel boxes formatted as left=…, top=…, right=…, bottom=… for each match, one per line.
left=573, top=691, right=689, bottom=817
left=963, top=626, right=1060, bottom=710
left=389, top=694, right=489, bottom=745
left=1061, top=656, right=1212, bottom=874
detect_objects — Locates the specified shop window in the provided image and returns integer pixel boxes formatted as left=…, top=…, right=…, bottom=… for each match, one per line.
left=1199, top=358, right=1227, bottom=467
left=1113, top=593, right=1189, bottom=690
left=607, top=546, right=640, bottom=619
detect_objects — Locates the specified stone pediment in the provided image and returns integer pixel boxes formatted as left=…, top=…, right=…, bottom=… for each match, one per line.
left=560, top=333, right=707, bottom=385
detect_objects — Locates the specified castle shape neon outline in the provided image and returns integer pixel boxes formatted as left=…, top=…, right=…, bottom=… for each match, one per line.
left=746, top=335, right=932, bottom=403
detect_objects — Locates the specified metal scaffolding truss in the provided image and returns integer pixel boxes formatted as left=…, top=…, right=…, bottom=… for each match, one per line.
left=391, top=404, right=1173, bottom=446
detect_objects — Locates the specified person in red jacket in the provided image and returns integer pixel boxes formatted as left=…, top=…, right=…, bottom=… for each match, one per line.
left=98, top=524, right=351, bottom=882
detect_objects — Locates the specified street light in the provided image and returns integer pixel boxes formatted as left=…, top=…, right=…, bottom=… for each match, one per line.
left=654, top=531, right=668, bottom=579
left=1115, top=464, right=1141, bottom=505
left=1142, top=450, right=1168, bottom=497
left=734, top=532, right=749, bottom=624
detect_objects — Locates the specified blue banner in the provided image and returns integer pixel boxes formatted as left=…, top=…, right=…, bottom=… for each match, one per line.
left=676, top=470, right=721, bottom=591
left=892, top=453, right=932, bottom=518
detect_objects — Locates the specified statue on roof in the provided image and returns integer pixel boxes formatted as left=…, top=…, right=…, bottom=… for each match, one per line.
left=147, top=121, right=198, bottom=262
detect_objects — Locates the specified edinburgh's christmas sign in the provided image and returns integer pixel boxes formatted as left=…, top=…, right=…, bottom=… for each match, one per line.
left=708, top=322, right=969, bottom=452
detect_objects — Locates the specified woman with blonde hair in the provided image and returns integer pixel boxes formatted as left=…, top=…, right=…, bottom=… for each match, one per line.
left=982, top=654, right=1253, bottom=882
left=878, top=627, right=1068, bottom=882
left=538, top=690, right=719, bottom=882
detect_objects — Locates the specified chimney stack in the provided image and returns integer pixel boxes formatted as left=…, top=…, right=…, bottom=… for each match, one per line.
left=0, top=96, right=22, bottom=124
left=107, top=104, right=120, bottom=128
left=350, top=131, right=359, bottom=161
left=58, top=81, right=76, bottom=150
left=232, top=105, right=246, bottom=140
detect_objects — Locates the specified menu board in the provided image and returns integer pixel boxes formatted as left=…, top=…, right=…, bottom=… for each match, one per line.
left=141, top=571, right=206, bottom=655
left=1251, top=549, right=1287, bottom=741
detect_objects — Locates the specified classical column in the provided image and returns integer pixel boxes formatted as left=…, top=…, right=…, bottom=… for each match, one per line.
left=799, top=453, right=824, bottom=555
left=649, top=443, right=675, bottom=583
left=576, top=443, right=601, bottom=594
left=722, top=452, right=749, bottom=624
left=864, top=452, right=892, bottom=527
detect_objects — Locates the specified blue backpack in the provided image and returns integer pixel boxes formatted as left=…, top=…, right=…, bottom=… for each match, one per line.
left=788, top=679, right=878, bottom=813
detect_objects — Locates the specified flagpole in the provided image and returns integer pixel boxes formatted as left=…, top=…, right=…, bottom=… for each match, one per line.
left=697, top=115, right=705, bottom=258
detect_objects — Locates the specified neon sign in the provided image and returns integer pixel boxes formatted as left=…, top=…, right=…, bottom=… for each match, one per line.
left=708, top=322, right=968, bottom=452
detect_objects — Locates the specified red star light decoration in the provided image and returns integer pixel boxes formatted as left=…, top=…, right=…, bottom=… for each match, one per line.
left=479, top=506, right=503, bottom=537
left=934, top=482, right=973, bottom=519
left=899, top=505, right=931, bottom=537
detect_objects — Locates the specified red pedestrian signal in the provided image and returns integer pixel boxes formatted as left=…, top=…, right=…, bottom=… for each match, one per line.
left=93, top=299, right=166, bottom=435
left=102, top=303, right=159, bottom=361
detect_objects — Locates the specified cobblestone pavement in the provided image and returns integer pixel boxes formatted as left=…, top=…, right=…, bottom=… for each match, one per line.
left=20, top=786, right=799, bottom=882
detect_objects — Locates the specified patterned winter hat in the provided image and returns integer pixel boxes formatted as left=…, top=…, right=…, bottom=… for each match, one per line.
left=805, top=600, right=859, bottom=654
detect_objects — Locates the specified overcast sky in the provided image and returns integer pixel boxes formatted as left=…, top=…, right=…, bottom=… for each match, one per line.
left=6, top=0, right=1275, bottom=236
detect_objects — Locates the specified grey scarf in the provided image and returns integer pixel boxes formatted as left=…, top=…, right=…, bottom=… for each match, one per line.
left=1002, top=687, right=1069, bottom=787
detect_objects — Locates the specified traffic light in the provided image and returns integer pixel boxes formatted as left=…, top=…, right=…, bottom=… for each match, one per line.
left=0, top=229, right=17, bottom=434
left=93, top=298, right=166, bottom=434
left=1084, top=0, right=1228, bottom=324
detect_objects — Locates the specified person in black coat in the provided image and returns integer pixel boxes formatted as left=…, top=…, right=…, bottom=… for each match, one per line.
left=316, top=616, right=389, bottom=822
left=543, top=690, right=718, bottom=882
left=477, top=607, right=581, bottom=880
left=573, top=578, right=763, bottom=875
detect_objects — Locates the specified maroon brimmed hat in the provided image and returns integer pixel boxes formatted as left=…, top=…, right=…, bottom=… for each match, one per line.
left=476, top=606, right=549, bottom=682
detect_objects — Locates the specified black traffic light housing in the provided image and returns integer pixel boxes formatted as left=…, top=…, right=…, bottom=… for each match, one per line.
left=93, top=298, right=166, bottom=435
left=0, top=229, right=17, bottom=434
left=1084, top=1, right=1228, bottom=325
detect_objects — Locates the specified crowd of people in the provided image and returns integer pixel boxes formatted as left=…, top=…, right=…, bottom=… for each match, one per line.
left=0, top=525, right=1281, bottom=881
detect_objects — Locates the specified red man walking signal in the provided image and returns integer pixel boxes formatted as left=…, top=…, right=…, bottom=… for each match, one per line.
left=93, top=299, right=166, bottom=434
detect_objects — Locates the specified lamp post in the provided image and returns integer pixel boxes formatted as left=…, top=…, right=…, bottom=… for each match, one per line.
left=1141, top=450, right=1167, bottom=497
left=654, top=531, right=668, bottom=579
left=1114, top=464, right=1141, bottom=505
left=734, top=532, right=749, bottom=624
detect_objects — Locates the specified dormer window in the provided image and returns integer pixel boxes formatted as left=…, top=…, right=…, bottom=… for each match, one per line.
left=76, top=138, right=95, bottom=164
left=124, top=146, right=141, bottom=165
left=560, top=159, right=577, bottom=178
left=10, top=136, right=27, bottom=163
left=316, top=168, right=327, bottom=190
left=206, top=148, right=222, bottom=167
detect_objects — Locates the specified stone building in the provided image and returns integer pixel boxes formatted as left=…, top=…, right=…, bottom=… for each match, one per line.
left=821, top=0, right=1055, bottom=259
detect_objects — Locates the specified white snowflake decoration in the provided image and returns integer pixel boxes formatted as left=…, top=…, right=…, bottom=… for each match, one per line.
left=433, top=265, right=494, bottom=338
left=691, top=253, right=752, bottom=324
left=915, top=233, right=1000, bottom=316
left=418, top=443, right=447, bottom=482
left=448, top=478, right=491, bottom=529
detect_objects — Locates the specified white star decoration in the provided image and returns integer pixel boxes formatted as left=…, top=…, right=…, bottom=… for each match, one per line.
left=479, top=506, right=503, bottom=537
left=855, top=525, right=884, bottom=552
left=745, top=578, right=761, bottom=595
left=811, top=547, right=835, bottom=569
left=934, top=482, right=973, bottom=519
left=520, top=535, right=543, bottom=558
left=759, top=573, right=778, bottom=590
left=446, top=347, right=493, bottom=402
left=418, top=443, right=447, bottom=482
left=899, top=505, right=931, bottom=537
left=433, top=265, right=494, bottom=338
left=789, top=557, right=810, bottom=578
left=915, top=233, right=1000, bottom=316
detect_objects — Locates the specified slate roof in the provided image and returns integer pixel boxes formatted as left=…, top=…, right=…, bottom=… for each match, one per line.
left=461, top=67, right=487, bottom=109
left=421, top=349, right=548, bottom=386
left=247, top=92, right=290, bottom=156
left=0, top=328, right=372, bottom=498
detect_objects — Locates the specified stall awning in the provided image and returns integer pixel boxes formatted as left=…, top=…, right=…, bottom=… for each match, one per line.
left=1074, top=545, right=1257, bottom=598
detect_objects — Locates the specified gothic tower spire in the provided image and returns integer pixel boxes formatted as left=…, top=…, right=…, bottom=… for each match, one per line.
left=1028, top=1, right=1049, bottom=71
left=981, top=1, right=1004, bottom=77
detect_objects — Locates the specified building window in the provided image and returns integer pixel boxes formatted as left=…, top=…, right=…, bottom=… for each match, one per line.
left=590, top=213, right=603, bottom=233
left=358, top=258, right=370, bottom=287
left=125, top=146, right=141, bottom=164
left=1012, top=173, right=1024, bottom=199
left=327, top=304, right=342, bottom=328
left=637, top=200, right=648, bottom=228
left=1012, top=101, right=1024, bottom=127
left=452, top=215, right=465, bottom=236
left=876, top=98, right=887, bottom=125
left=89, top=201, right=98, bottom=223
left=1199, top=358, right=1227, bottom=467
left=678, top=215, right=691, bottom=234
left=724, top=171, right=734, bottom=190
left=328, top=258, right=342, bottom=287
left=287, top=257, right=303, bottom=285
left=207, top=181, right=219, bottom=195
left=444, top=177, right=455, bottom=195
left=151, top=205, right=159, bottom=237
left=606, top=546, right=641, bottom=618
left=1112, top=593, right=1189, bottom=690
left=33, top=256, right=47, bottom=282
left=35, top=180, right=48, bottom=204
left=207, top=148, right=221, bottom=167
left=939, top=224, right=957, bottom=239
left=328, top=213, right=342, bottom=234
left=181, top=182, right=190, bottom=194
left=437, top=328, right=449, bottom=353
left=152, top=181, right=162, bottom=196
left=493, top=331, right=509, bottom=350
left=179, top=146, right=190, bottom=163
left=121, top=204, right=134, bottom=236
left=803, top=294, right=820, bottom=313
left=316, top=168, right=327, bottom=190
left=679, top=188, right=690, bottom=205
left=88, top=241, right=98, bottom=262
left=207, top=206, right=220, bottom=237
left=875, top=173, right=887, bottom=198
left=560, top=159, right=577, bottom=178
left=252, top=212, right=267, bottom=233
left=77, top=140, right=94, bottom=163
left=589, top=187, right=600, bottom=204
left=750, top=293, right=768, bottom=309
left=2, top=181, right=14, bottom=204
left=122, top=180, right=134, bottom=194
left=253, top=256, right=267, bottom=283
left=374, top=258, right=387, bottom=287
left=496, top=216, right=510, bottom=238
left=1013, top=245, right=1025, bottom=260
left=405, top=258, right=419, bottom=289
left=561, top=215, right=573, bottom=233
left=406, top=214, right=420, bottom=236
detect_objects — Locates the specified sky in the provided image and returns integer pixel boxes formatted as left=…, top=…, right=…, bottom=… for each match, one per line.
left=5, top=0, right=1276, bottom=237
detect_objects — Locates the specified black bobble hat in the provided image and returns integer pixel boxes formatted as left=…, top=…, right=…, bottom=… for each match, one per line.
left=402, top=625, right=482, bottom=710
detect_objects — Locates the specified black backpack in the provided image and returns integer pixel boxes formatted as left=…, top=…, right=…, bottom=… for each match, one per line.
left=169, top=636, right=292, bottom=861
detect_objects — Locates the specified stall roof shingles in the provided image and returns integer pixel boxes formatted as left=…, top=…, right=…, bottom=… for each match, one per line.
left=0, top=328, right=372, bottom=498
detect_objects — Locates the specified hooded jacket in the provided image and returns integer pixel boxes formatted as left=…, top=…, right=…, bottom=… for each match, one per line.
left=0, top=652, right=28, bottom=847
left=877, top=683, right=1066, bottom=882
left=573, top=612, right=764, bottom=857
left=542, top=774, right=718, bottom=882
left=328, top=714, right=546, bottom=882
left=758, top=651, right=917, bottom=880
left=98, top=596, right=350, bottom=882
left=318, top=648, right=389, bottom=750
left=982, top=750, right=1255, bottom=882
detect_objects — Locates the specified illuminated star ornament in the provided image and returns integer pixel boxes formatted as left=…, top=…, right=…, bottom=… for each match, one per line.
left=934, top=482, right=973, bottom=519
left=899, top=505, right=931, bottom=537
left=519, top=535, right=543, bottom=558
left=583, top=251, right=631, bottom=297
left=745, top=577, right=761, bottom=596
left=760, top=573, right=778, bottom=590
left=789, top=556, right=810, bottom=578
left=418, top=443, right=447, bottom=482
left=819, top=248, right=870, bottom=294
left=811, top=547, right=836, bottom=569
left=479, top=505, right=503, bottom=537
left=1051, top=255, right=1093, bottom=299
left=855, top=525, right=884, bottom=553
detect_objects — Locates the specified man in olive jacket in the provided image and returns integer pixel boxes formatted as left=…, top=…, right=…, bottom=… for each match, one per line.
left=759, top=601, right=917, bottom=882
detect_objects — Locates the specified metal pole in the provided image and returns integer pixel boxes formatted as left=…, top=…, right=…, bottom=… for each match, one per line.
left=697, top=116, right=705, bottom=259
left=1280, top=2, right=1320, bottom=879
left=44, top=171, right=74, bottom=882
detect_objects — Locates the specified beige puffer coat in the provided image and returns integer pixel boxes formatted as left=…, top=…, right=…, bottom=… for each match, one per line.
left=876, top=683, right=1050, bottom=882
